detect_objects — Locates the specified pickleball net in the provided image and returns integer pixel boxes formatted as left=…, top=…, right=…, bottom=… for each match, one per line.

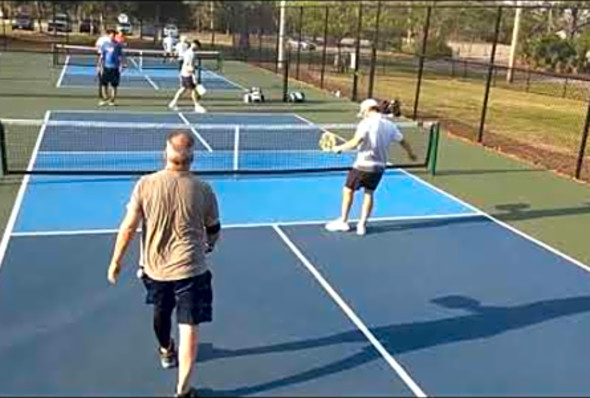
left=0, top=118, right=440, bottom=175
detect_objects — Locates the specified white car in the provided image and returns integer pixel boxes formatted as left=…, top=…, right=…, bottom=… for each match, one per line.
left=117, top=21, right=132, bottom=35
left=163, top=24, right=178, bottom=38
left=287, top=38, right=316, bottom=51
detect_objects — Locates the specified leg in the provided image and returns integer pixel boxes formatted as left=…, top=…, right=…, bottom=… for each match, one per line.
left=340, top=186, right=354, bottom=223
left=176, top=323, right=199, bottom=395
left=174, top=272, right=213, bottom=396
left=359, top=189, right=375, bottom=226
left=153, top=302, right=174, bottom=350
left=169, top=87, right=187, bottom=109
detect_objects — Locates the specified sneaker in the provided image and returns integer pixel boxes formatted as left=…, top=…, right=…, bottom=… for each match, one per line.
left=175, top=387, right=199, bottom=398
left=159, top=339, right=178, bottom=369
left=108, top=101, right=116, bottom=107
left=98, top=100, right=108, bottom=106
left=194, top=104, right=206, bottom=114
left=356, top=222, right=367, bottom=236
left=325, top=219, right=350, bottom=232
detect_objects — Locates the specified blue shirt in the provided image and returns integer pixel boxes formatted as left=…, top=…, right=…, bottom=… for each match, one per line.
left=101, top=40, right=123, bottom=69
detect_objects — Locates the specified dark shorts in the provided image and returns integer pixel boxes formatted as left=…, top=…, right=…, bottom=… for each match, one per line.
left=181, top=75, right=196, bottom=90
left=142, top=270, right=213, bottom=325
left=345, top=168, right=384, bottom=191
left=100, top=67, right=120, bottom=87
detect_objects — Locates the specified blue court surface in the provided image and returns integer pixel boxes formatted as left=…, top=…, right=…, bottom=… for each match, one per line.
left=2, top=111, right=590, bottom=396
left=57, top=63, right=245, bottom=92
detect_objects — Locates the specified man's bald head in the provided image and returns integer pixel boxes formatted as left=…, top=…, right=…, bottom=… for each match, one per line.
left=165, top=130, right=195, bottom=169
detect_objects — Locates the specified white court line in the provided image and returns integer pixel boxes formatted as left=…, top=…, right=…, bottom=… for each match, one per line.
left=203, top=69, right=247, bottom=91
left=55, top=55, right=70, bottom=88
left=273, top=225, right=427, bottom=397
left=129, top=58, right=159, bottom=91
left=178, top=113, right=213, bottom=152
left=397, top=169, right=590, bottom=272
left=0, top=111, right=51, bottom=271
left=49, top=110, right=304, bottom=116
left=10, top=213, right=480, bottom=237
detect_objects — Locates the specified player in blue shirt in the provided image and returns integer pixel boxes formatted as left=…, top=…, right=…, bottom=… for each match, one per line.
left=98, top=30, right=125, bottom=106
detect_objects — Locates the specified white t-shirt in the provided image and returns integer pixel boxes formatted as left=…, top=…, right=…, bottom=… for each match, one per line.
left=163, top=36, right=176, bottom=53
left=180, top=48, right=195, bottom=77
left=353, top=113, right=404, bottom=171
left=175, top=41, right=188, bottom=60
left=95, top=35, right=110, bottom=53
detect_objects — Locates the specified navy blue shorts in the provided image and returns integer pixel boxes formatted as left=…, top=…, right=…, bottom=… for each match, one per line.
left=181, top=75, right=196, bottom=89
left=142, top=271, right=213, bottom=325
left=100, top=67, right=120, bottom=87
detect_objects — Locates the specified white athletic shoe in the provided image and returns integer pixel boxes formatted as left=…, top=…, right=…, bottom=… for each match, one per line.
left=98, top=100, right=108, bottom=106
left=325, top=219, right=350, bottom=232
left=194, top=104, right=207, bottom=114
left=356, top=222, right=367, bottom=236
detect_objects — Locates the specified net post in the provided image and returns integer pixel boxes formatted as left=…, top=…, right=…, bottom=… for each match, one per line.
left=0, top=120, right=7, bottom=177
left=428, top=122, right=440, bottom=176
left=233, top=126, right=240, bottom=171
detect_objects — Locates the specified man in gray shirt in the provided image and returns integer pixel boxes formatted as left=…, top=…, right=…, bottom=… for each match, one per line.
left=108, top=130, right=220, bottom=398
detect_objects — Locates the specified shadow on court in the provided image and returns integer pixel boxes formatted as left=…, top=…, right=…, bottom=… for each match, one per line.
left=194, top=295, right=590, bottom=396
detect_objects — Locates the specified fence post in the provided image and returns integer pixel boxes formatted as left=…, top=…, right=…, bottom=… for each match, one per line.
left=575, top=100, right=590, bottom=179
left=525, top=68, right=531, bottom=92
left=1, top=0, right=6, bottom=51
left=368, top=0, right=382, bottom=99
left=274, top=6, right=281, bottom=73
left=296, top=6, right=303, bottom=80
left=320, top=7, right=329, bottom=88
left=562, top=77, right=569, bottom=98
left=351, top=2, right=363, bottom=102
left=283, top=47, right=291, bottom=102
left=412, top=6, right=432, bottom=120
left=477, top=6, right=503, bottom=143
left=210, top=1, right=215, bottom=47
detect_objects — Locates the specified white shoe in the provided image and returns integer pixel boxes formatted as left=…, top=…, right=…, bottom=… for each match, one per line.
left=98, top=100, right=108, bottom=106
left=194, top=104, right=206, bottom=113
left=325, top=219, right=350, bottom=232
left=108, top=101, right=116, bottom=107
left=356, top=222, right=367, bottom=236
left=168, top=102, right=178, bottom=111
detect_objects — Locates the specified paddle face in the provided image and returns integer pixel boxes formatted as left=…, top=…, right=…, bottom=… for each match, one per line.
left=319, top=132, right=337, bottom=152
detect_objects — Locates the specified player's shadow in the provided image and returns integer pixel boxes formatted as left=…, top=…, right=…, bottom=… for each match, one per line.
left=367, top=215, right=484, bottom=235
left=493, top=202, right=590, bottom=222
left=195, top=294, right=590, bottom=396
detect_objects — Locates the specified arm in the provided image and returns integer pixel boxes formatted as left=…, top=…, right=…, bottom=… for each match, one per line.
left=332, top=135, right=363, bottom=154
left=204, top=187, right=221, bottom=253
left=399, top=139, right=417, bottom=161
left=107, top=185, right=143, bottom=284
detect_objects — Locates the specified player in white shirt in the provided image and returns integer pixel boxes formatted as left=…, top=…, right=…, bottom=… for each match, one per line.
left=168, top=40, right=206, bottom=113
left=174, top=36, right=189, bottom=71
left=325, top=98, right=417, bottom=236
left=95, top=31, right=111, bottom=100
left=162, top=34, right=177, bottom=63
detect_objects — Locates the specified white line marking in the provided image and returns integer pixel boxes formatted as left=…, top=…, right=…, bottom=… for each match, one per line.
left=273, top=225, right=427, bottom=397
left=129, top=57, right=160, bottom=91
left=0, top=111, right=51, bottom=271
left=144, top=74, right=159, bottom=91
left=56, top=55, right=70, bottom=88
left=10, top=213, right=479, bottom=237
left=205, top=70, right=247, bottom=90
left=178, top=113, right=213, bottom=152
left=397, top=169, right=590, bottom=271
left=49, top=110, right=318, bottom=116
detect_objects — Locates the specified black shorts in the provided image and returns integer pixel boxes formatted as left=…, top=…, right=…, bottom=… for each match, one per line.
left=345, top=168, right=384, bottom=191
left=100, top=67, right=120, bottom=87
left=142, top=270, right=213, bottom=325
left=181, top=75, right=196, bottom=90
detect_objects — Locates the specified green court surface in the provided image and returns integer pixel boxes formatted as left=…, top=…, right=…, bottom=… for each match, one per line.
left=1, top=50, right=589, bottom=267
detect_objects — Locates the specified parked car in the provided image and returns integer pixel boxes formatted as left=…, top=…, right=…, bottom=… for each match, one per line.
left=79, top=18, right=99, bottom=34
left=48, top=13, right=71, bottom=32
left=288, top=38, right=316, bottom=51
left=117, top=21, right=132, bottom=35
left=12, top=13, right=35, bottom=30
left=163, top=23, right=178, bottom=38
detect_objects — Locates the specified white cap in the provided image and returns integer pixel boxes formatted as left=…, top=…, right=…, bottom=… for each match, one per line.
left=357, top=98, right=380, bottom=117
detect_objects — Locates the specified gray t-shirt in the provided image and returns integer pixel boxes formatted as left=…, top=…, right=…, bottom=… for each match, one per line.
left=353, top=114, right=404, bottom=171
left=127, top=170, right=219, bottom=281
